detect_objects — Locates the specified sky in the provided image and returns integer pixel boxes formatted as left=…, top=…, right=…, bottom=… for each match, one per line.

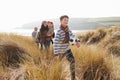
left=0, top=0, right=120, bottom=30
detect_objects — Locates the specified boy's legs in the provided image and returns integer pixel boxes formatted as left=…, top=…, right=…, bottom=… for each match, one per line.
left=61, top=49, right=75, bottom=80
left=66, top=49, right=75, bottom=80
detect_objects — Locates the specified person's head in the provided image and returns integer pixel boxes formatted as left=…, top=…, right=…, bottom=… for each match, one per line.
left=42, top=21, right=48, bottom=27
left=34, top=27, right=38, bottom=31
left=48, top=21, right=54, bottom=28
left=60, top=15, right=69, bottom=27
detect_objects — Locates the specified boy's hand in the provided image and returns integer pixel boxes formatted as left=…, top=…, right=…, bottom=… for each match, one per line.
left=76, top=42, right=80, bottom=48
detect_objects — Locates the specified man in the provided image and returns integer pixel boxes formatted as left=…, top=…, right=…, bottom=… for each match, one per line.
left=47, top=21, right=54, bottom=44
left=32, top=27, right=39, bottom=46
left=54, top=15, right=80, bottom=80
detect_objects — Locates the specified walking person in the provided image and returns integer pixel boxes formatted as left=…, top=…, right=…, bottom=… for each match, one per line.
left=32, top=27, right=39, bottom=46
left=38, top=21, right=49, bottom=52
left=47, top=21, right=54, bottom=47
left=54, top=15, right=80, bottom=80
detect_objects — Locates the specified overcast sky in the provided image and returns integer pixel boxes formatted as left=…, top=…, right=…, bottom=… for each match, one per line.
left=0, top=0, right=120, bottom=30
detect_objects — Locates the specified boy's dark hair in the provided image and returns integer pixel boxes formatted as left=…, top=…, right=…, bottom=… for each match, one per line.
left=60, top=15, right=69, bottom=21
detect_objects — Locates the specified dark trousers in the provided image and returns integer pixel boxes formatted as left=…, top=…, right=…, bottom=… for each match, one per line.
left=60, top=49, right=75, bottom=80
left=43, top=40, right=51, bottom=52
left=40, top=42, right=43, bottom=50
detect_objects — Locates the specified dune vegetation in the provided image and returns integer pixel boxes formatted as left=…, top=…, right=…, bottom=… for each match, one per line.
left=0, top=26, right=120, bottom=80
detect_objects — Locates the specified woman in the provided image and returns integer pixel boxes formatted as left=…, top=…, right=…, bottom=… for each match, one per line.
left=47, top=21, right=54, bottom=46
left=38, top=21, right=49, bottom=51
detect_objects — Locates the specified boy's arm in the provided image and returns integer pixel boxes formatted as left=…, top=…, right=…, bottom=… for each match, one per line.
left=54, top=30, right=61, bottom=56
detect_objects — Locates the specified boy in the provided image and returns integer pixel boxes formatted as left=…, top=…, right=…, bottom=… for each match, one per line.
left=54, top=15, right=80, bottom=80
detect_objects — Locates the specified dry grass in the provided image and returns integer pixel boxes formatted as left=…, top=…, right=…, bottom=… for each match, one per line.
left=0, top=33, right=66, bottom=80
left=78, top=28, right=107, bottom=45
left=78, top=26, right=120, bottom=56
left=101, top=30, right=120, bottom=56
left=0, top=26, right=120, bottom=80
left=87, top=28, right=107, bottom=44
left=0, top=42, right=30, bottom=68
left=76, top=26, right=120, bottom=79
left=78, top=31, right=94, bottom=44
left=71, top=45, right=112, bottom=80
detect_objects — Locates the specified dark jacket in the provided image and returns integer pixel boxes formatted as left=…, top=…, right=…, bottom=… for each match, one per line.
left=38, top=25, right=49, bottom=43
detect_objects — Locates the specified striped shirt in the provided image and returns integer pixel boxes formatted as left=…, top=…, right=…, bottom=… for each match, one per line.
left=54, top=28, right=79, bottom=55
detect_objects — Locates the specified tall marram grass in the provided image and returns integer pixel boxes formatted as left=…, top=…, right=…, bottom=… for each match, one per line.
left=78, top=26, right=120, bottom=56
left=0, top=33, right=66, bottom=80
left=0, top=28, right=120, bottom=80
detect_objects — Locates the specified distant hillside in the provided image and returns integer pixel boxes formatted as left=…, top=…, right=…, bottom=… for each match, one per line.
left=18, top=17, right=120, bottom=30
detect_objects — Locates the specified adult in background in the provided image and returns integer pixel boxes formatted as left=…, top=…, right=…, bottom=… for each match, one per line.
left=32, top=27, right=39, bottom=46
left=47, top=21, right=54, bottom=46
left=38, top=21, right=49, bottom=51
